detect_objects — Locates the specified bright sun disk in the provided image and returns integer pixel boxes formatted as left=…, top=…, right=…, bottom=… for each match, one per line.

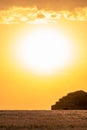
left=13, top=27, right=74, bottom=75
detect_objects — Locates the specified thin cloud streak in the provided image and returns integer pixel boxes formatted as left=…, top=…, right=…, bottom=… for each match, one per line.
left=0, top=7, right=87, bottom=24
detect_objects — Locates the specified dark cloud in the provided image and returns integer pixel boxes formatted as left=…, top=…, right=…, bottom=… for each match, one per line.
left=0, top=0, right=87, bottom=10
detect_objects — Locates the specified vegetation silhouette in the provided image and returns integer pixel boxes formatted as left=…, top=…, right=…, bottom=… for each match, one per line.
left=51, top=90, right=87, bottom=110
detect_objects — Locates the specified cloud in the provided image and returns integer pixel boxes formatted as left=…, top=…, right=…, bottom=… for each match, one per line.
left=0, top=7, right=87, bottom=24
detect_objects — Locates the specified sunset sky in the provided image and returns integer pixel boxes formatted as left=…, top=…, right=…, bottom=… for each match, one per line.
left=0, top=0, right=87, bottom=110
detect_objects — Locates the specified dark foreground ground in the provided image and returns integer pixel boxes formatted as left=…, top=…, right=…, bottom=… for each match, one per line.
left=0, top=110, right=87, bottom=130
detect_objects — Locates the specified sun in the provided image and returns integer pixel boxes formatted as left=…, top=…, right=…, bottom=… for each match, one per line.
left=13, top=27, right=73, bottom=75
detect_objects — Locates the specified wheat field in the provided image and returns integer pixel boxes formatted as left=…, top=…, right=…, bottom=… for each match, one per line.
left=0, top=110, right=87, bottom=130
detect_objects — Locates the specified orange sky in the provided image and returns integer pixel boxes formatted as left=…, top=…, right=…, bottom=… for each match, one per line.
left=0, top=2, right=87, bottom=110
left=0, top=0, right=87, bottom=10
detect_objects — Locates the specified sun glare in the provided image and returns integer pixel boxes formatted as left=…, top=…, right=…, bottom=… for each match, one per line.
left=12, top=27, right=74, bottom=75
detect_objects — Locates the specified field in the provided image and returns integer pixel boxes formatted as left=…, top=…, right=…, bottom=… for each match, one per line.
left=0, top=110, right=87, bottom=130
